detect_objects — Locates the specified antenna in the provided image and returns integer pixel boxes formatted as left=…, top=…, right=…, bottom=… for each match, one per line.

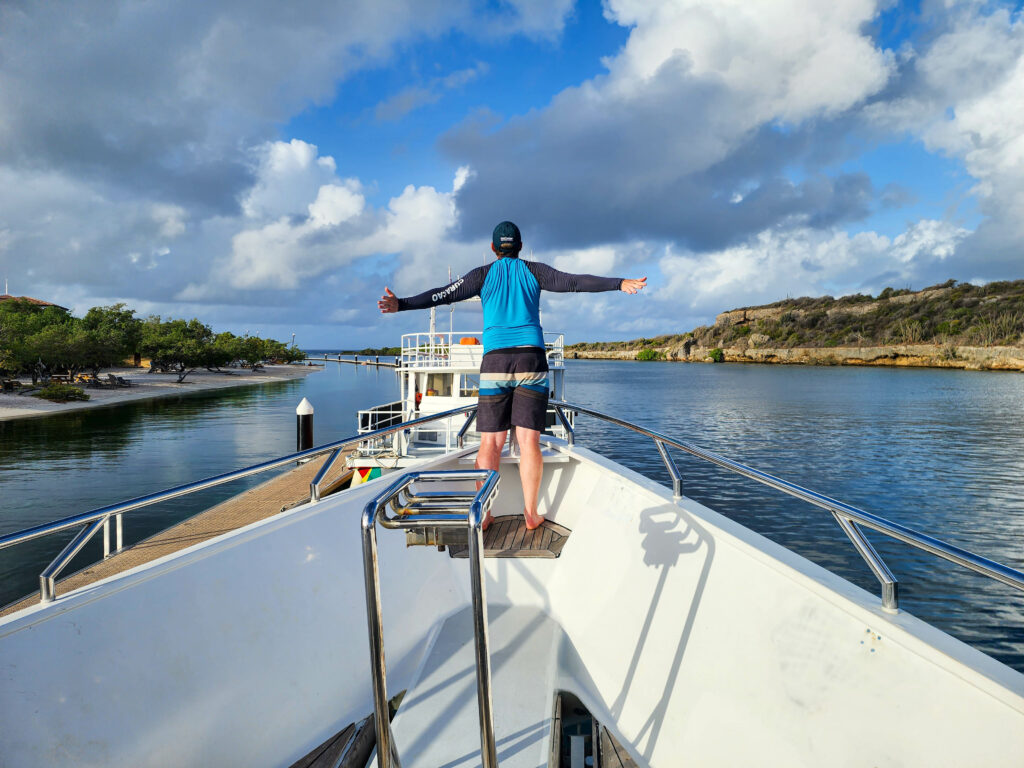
left=449, top=266, right=454, bottom=336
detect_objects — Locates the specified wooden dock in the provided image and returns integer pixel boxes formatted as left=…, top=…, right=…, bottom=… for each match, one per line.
left=1, top=452, right=352, bottom=617
left=306, top=355, right=398, bottom=368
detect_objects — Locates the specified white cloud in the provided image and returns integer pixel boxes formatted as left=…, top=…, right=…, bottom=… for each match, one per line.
left=190, top=142, right=472, bottom=293
left=152, top=204, right=187, bottom=238
left=549, top=244, right=636, bottom=275
left=447, top=0, right=894, bottom=251
left=863, top=4, right=1024, bottom=276
left=241, top=139, right=342, bottom=220
left=3, top=0, right=1024, bottom=349
left=308, top=183, right=365, bottom=228
left=657, top=220, right=969, bottom=318
left=604, top=0, right=892, bottom=122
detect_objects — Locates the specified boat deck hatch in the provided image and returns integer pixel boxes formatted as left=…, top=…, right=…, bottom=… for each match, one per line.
left=446, top=516, right=571, bottom=559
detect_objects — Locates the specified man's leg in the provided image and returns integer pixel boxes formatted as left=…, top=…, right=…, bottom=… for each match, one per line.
left=516, top=425, right=545, bottom=529
left=475, top=430, right=506, bottom=530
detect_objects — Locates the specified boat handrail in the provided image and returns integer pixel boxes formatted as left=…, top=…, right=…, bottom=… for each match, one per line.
left=0, top=404, right=478, bottom=604
left=549, top=399, right=1024, bottom=613
left=399, top=330, right=565, bottom=370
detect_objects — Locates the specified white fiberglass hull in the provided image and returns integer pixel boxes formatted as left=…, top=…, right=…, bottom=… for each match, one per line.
left=1, top=440, right=1022, bottom=766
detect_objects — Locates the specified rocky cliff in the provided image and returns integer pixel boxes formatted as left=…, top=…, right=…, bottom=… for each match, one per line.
left=568, top=279, right=1024, bottom=371
left=570, top=343, right=1024, bottom=371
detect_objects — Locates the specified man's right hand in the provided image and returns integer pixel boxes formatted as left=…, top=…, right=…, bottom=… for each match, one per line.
left=620, top=276, right=647, bottom=294
left=378, top=287, right=399, bottom=314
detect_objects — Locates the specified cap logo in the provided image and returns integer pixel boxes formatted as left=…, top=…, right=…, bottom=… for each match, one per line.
left=492, top=220, right=521, bottom=254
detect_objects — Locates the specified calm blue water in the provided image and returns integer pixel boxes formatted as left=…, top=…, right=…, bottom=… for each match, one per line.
left=1, top=358, right=1022, bottom=672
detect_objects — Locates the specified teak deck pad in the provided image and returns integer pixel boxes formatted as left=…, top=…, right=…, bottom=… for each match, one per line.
left=288, top=715, right=375, bottom=768
left=447, top=516, right=570, bottom=559
left=601, top=725, right=640, bottom=767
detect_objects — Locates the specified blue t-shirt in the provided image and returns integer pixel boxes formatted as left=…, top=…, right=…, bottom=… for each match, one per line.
left=479, top=257, right=544, bottom=351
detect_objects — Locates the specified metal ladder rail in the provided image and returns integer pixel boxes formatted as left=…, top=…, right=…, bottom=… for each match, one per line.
left=550, top=399, right=1024, bottom=614
left=361, top=470, right=501, bottom=768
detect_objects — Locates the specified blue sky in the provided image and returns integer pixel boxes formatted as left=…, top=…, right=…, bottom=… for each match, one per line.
left=1, top=0, right=1023, bottom=348
left=285, top=1, right=631, bottom=206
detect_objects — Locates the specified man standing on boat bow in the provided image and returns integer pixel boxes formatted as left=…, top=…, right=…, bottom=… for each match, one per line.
left=378, top=221, right=646, bottom=530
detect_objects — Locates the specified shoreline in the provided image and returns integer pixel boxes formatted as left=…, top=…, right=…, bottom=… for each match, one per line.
left=568, top=343, right=1024, bottom=371
left=0, top=364, right=321, bottom=422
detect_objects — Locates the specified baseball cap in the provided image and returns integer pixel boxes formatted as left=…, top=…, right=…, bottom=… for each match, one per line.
left=492, top=221, right=522, bottom=255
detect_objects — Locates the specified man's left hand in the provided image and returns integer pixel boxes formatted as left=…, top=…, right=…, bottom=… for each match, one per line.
left=620, top=277, right=647, bottom=294
left=378, top=287, right=399, bottom=314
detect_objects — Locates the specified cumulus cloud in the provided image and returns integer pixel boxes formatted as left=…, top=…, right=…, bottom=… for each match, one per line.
left=2, top=0, right=1024, bottom=348
left=864, top=3, right=1024, bottom=279
left=0, top=0, right=573, bottom=330
left=182, top=140, right=477, bottom=296
left=657, top=219, right=969, bottom=319
left=444, top=0, right=893, bottom=249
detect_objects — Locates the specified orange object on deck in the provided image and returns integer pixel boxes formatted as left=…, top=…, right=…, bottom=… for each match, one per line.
left=460, top=337, right=481, bottom=345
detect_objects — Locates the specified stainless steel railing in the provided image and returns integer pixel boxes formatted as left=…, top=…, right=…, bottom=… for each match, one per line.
left=361, top=470, right=500, bottom=768
left=550, top=399, right=1024, bottom=612
left=0, top=404, right=479, bottom=604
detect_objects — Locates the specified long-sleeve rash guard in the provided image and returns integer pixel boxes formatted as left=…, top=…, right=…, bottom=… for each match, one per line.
left=396, top=258, right=623, bottom=352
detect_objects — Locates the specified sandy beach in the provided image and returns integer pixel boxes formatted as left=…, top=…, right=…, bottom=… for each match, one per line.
left=0, top=364, right=321, bottom=422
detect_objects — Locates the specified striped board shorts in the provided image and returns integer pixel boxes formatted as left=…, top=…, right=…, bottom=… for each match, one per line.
left=477, top=347, right=550, bottom=432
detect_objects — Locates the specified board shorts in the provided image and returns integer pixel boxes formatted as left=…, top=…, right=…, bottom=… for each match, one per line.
left=477, top=347, right=550, bottom=432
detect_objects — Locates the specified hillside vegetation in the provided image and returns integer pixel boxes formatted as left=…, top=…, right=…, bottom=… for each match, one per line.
left=571, top=279, right=1024, bottom=356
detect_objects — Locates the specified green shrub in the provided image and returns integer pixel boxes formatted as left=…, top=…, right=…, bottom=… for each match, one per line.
left=33, top=382, right=90, bottom=402
left=708, top=348, right=725, bottom=363
left=636, top=348, right=663, bottom=361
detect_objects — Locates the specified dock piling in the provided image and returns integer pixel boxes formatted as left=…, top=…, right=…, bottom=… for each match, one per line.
left=297, top=397, right=314, bottom=452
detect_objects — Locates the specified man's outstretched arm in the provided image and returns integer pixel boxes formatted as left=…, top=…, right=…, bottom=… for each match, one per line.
left=378, top=265, right=490, bottom=314
left=526, top=262, right=646, bottom=294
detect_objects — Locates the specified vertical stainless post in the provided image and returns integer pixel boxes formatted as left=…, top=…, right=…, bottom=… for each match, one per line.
left=362, top=499, right=392, bottom=767
left=654, top=439, right=683, bottom=499
left=457, top=409, right=478, bottom=449
left=39, top=518, right=105, bottom=603
left=115, top=513, right=123, bottom=552
left=102, top=516, right=111, bottom=558
left=469, top=496, right=497, bottom=768
left=832, top=511, right=899, bottom=612
left=310, top=448, right=343, bottom=503
left=554, top=406, right=574, bottom=446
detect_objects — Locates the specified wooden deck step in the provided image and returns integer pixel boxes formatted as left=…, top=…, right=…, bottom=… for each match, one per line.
left=447, top=516, right=570, bottom=559
left=600, top=726, right=640, bottom=767
left=289, top=715, right=375, bottom=768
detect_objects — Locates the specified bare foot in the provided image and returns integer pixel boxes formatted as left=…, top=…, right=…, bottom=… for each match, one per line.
left=524, top=512, right=546, bottom=530
left=481, top=513, right=494, bottom=532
